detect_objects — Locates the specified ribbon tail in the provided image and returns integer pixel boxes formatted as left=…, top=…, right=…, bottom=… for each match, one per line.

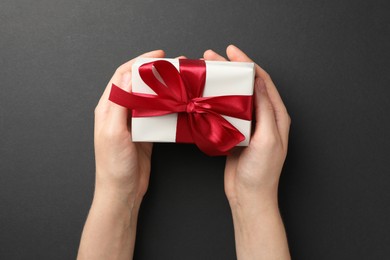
left=109, top=84, right=161, bottom=110
left=109, top=84, right=186, bottom=115
left=188, top=112, right=245, bottom=156
left=109, top=84, right=136, bottom=108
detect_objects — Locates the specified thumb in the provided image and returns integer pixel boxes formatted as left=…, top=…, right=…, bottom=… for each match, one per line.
left=108, top=72, right=133, bottom=128
left=252, top=78, right=280, bottom=142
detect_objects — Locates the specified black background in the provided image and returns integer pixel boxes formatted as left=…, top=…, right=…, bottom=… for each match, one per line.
left=1, top=0, right=389, bottom=259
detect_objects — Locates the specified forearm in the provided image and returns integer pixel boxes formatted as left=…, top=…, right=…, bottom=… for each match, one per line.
left=77, top=185, right=141, bottom=260
left=230, top=192, right=290, bottom=260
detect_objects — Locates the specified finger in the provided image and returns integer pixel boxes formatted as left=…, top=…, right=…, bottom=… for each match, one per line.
left=252, top=78, right=280, bottom=143
left=107, top=50, right=165, bottom=127
left=227, top=45, right=290, bottom=148
left=119, top=49, right=166, bottom=72
left=107, top=73, right=133, bottom=129
left=226, top=45, right=270, bottom=80
left=99, top=50, right=165, bottom=106
left=95, top=50, right=165, bottom=128
left=203, top=49, right=227, bottom=61
left=176, top=55, right=187, bottom=59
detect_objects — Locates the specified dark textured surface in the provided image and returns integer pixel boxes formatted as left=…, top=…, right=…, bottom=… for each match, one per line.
left=1, top=0, right=389, bottom=259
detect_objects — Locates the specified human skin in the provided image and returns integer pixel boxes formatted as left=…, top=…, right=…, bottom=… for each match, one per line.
left=77, top=50, right=165, bottom=260
left=77, top=45, right=291, bottom=260
left=204, top=45, right=291, bottom=260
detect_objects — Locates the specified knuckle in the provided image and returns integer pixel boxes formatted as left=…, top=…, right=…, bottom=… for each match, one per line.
left=114, top=68, right=131, bottom=87
left=102, top=127, right=116, bottom=139
left=94, top=103, right=107, bottom=118
left=261, top=70, right=272, bottom=81
left=121, top=71, right=132, bottom=82
left=94, top=104, right=102, bottom=117
left=100, top=124, right=126, bottom=140
left=287, top=113, right=292, bottom=125
left=116, top=64, right=124, bottom=73
left=115, top=65, right=125, bottom=77
left=259, top=134, right=281, bottom=150
left=284, top=111, right=291, bottom=125
left=283, top=144, right=289, bottom=156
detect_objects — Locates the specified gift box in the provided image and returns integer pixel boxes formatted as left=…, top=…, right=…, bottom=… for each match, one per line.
left=109, top=58, right=255, bottom=156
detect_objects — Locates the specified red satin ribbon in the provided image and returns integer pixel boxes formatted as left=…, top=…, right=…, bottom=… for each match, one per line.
left=109, top=59, right=252, bottom=156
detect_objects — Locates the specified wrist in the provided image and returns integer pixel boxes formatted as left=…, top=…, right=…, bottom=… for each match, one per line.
left=229, top=192, right=290, bottom=260
left=94, top=172, right=147, bottom=207
left=227, top=184, right=278, bottom=211
left=78, top=184, right=142, bottom=260
left=230, top=198, right=279, bottom=225
left=93, top=183, right=144, bottom=214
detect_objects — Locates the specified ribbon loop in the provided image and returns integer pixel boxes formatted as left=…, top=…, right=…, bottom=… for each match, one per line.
left=109, top=59, right=252, bottom=156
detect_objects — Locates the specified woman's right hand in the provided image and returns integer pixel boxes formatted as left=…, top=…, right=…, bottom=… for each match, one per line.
left=204, top=45, right=291, bottom=260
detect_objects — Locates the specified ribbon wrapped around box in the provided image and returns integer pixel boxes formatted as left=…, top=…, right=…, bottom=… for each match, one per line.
left=109, top=58, right=255, bottom=156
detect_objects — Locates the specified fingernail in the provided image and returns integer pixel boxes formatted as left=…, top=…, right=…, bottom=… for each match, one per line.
left=228, top=44, right=239, bottom=51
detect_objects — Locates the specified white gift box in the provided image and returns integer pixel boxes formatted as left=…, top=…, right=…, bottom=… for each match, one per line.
left=131, top=58, right=255, bottom=146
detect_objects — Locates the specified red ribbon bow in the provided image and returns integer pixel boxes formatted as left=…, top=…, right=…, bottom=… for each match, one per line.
left=109, top=59, right=252, bottom=156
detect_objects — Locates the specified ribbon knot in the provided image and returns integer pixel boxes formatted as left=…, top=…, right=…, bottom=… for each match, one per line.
left=186, top=101, right=196, bottom=113
left=109, top=59, right=253, bottom=156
